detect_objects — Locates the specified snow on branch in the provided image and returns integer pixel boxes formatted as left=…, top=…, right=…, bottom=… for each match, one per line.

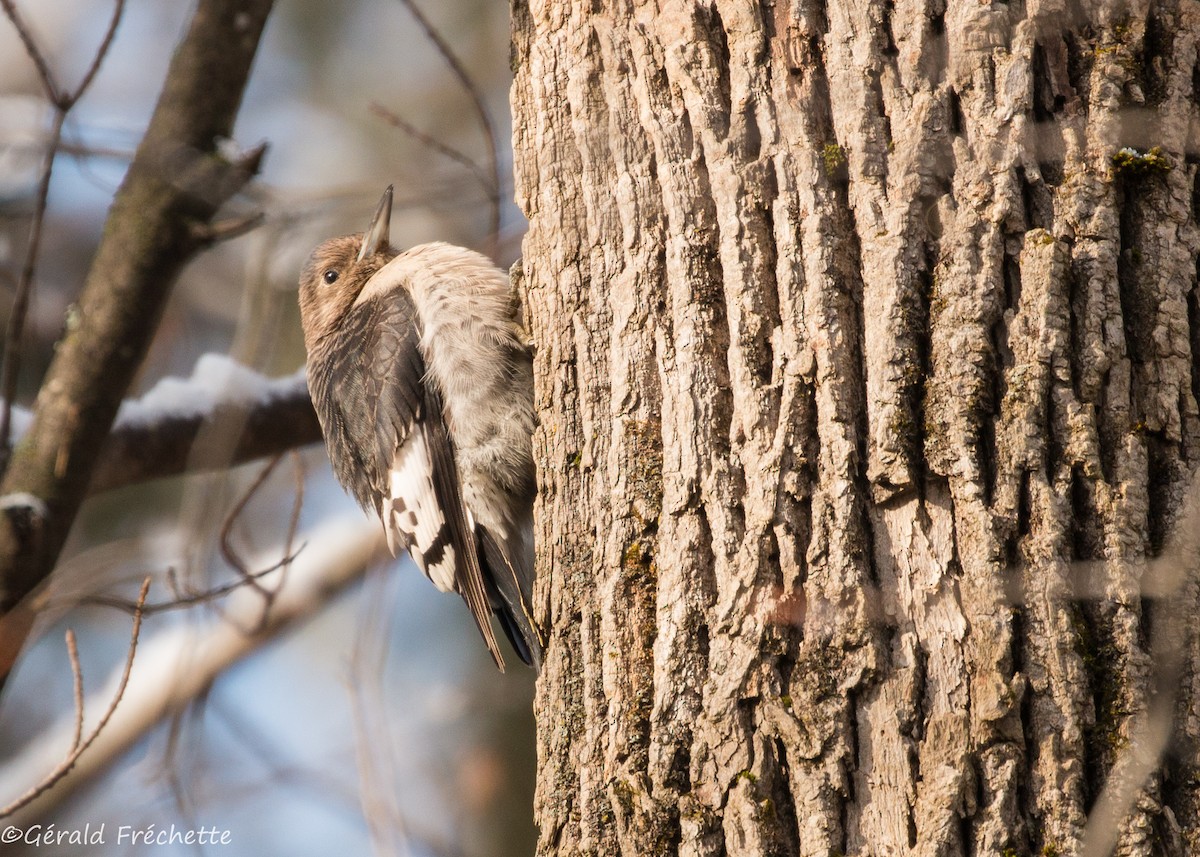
left=91, top=355, right=322, bottom=493
left=114, top=353, right=291, bottom=427
left=7, top=355, right=322, bottom=495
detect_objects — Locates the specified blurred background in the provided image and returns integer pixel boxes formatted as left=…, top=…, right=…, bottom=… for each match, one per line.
left=0, top=1, right=535, bottom=855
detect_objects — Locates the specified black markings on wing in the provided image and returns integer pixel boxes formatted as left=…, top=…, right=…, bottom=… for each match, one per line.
left=419, top=384, right=504, bottom=669
left=308, top=294, right=504, bottom=669
left=385, top=427, right=450, bottom=580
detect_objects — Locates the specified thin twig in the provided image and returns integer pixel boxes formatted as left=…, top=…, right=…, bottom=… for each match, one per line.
left=0, top=110, right=66, bottom=465
left=251, top=451, right=306, bottom=632
left=0, top=0, right=62, bottom=102
left=79, top=549, right=305, bottom=617
left=65, top=630, right=83, bottom=752
left=162, top=692, right=207, bottom=826
left=395, top=0, right=503, bottom=258
left=283, top=451, right=305, bottom=573
left=66, top=0, right=126, bottom=109
left=369, top=102, right=492, bottom=190
left=347, top=566, right=410, bottom=854
left=57, top=137, right=136, bottom=163
left=218, top=453, right=311, bottom=631
left=219, top=454, right=285, bottom=596
left=0, top=577, right=149, bottom=819
left=0, top=0, right=128, bottom=465
left=0, top=0, right=125, bottom=106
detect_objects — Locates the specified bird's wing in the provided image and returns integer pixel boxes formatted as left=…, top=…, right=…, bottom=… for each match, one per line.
left=411, top=384, right=505, bottom=669
left=315, top=297, right=505, bottom=670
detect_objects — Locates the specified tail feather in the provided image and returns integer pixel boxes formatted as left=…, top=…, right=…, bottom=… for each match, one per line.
left=478, top=525, right=543, bottom=670
left=494, top=604, right=536, bottom=667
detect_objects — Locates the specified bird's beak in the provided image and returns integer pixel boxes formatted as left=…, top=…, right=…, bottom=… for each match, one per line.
left=357, top=185, right=393, bottom=262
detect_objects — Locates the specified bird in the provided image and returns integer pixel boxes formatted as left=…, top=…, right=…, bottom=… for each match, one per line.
left=297, top=186, right=542, bottom=671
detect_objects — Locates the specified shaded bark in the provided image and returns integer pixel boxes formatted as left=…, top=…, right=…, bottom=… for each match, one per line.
left=0, top=0, right=274, bottom=616
left=512, top=1, right=1200, bottom=855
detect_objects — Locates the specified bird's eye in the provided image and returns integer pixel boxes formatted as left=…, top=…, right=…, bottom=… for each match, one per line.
left=323, top=269, right=339, bottom=285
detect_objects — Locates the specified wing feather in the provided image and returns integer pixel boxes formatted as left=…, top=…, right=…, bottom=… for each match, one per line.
left=418, top=384, right=504, bottom=668
left=310, top=293, right=505, bottom=669
left=384, top=428, right=454, bottom=590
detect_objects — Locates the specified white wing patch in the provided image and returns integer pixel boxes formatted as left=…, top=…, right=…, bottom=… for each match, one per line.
left=385, top=430, right=456, bottom=592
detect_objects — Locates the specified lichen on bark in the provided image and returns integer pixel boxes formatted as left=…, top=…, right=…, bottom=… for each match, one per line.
left=512, top=1, right=1200, bottom=855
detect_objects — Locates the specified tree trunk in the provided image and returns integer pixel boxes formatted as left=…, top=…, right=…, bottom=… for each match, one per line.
left=511, top=1, right=1200, bottom=855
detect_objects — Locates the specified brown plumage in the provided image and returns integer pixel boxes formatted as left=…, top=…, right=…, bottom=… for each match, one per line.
left=298, top=188, right=542, bottom=670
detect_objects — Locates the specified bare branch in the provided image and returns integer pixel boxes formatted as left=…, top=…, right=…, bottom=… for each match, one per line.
left=0, top=0, right=128, bottom=462
left=0, top=0, right=62, bottom=102
left=0, top=520, right=381, bottom=824
left=0, top=0, right=274, bottom=645
left=0, top=577, right=149, bottom=819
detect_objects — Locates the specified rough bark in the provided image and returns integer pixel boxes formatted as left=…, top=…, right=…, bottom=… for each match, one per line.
left=511, top=1, right=1200, bottom=855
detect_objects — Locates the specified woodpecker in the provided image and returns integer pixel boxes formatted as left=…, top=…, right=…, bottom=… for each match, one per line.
left=298, top=187, right=542, bottom=670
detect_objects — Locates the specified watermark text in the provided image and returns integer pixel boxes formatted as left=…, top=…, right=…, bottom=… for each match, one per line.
left=2, top=822, right=232, bottom=848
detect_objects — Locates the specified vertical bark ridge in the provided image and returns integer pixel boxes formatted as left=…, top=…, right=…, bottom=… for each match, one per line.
left=764, top=4, right=882, bottom=856
left=627, top=14, right=730, bottom=856
left=660, top=5, right=818, bottom=854
left=995, top=233, right=1091, bottom=852
left=920, top=3, right=1030, bottom=853
left=825, top=0, right=951, bottom=503
left=589, top=13, right=675, bottom=855
left=512, top=1, right=1200, bottom=855
left=515, top=2, right=610, bottom=852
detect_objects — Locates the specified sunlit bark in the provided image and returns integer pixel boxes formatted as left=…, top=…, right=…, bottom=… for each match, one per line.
left=512, top=2, right=1200, bottom=854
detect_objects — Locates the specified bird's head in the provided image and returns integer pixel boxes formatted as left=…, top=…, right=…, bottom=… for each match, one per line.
left=298, top=186, right=396, bottom=349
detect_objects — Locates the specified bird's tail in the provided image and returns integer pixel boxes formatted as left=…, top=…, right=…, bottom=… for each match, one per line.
left=478, top=525, right=544, bottom=670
